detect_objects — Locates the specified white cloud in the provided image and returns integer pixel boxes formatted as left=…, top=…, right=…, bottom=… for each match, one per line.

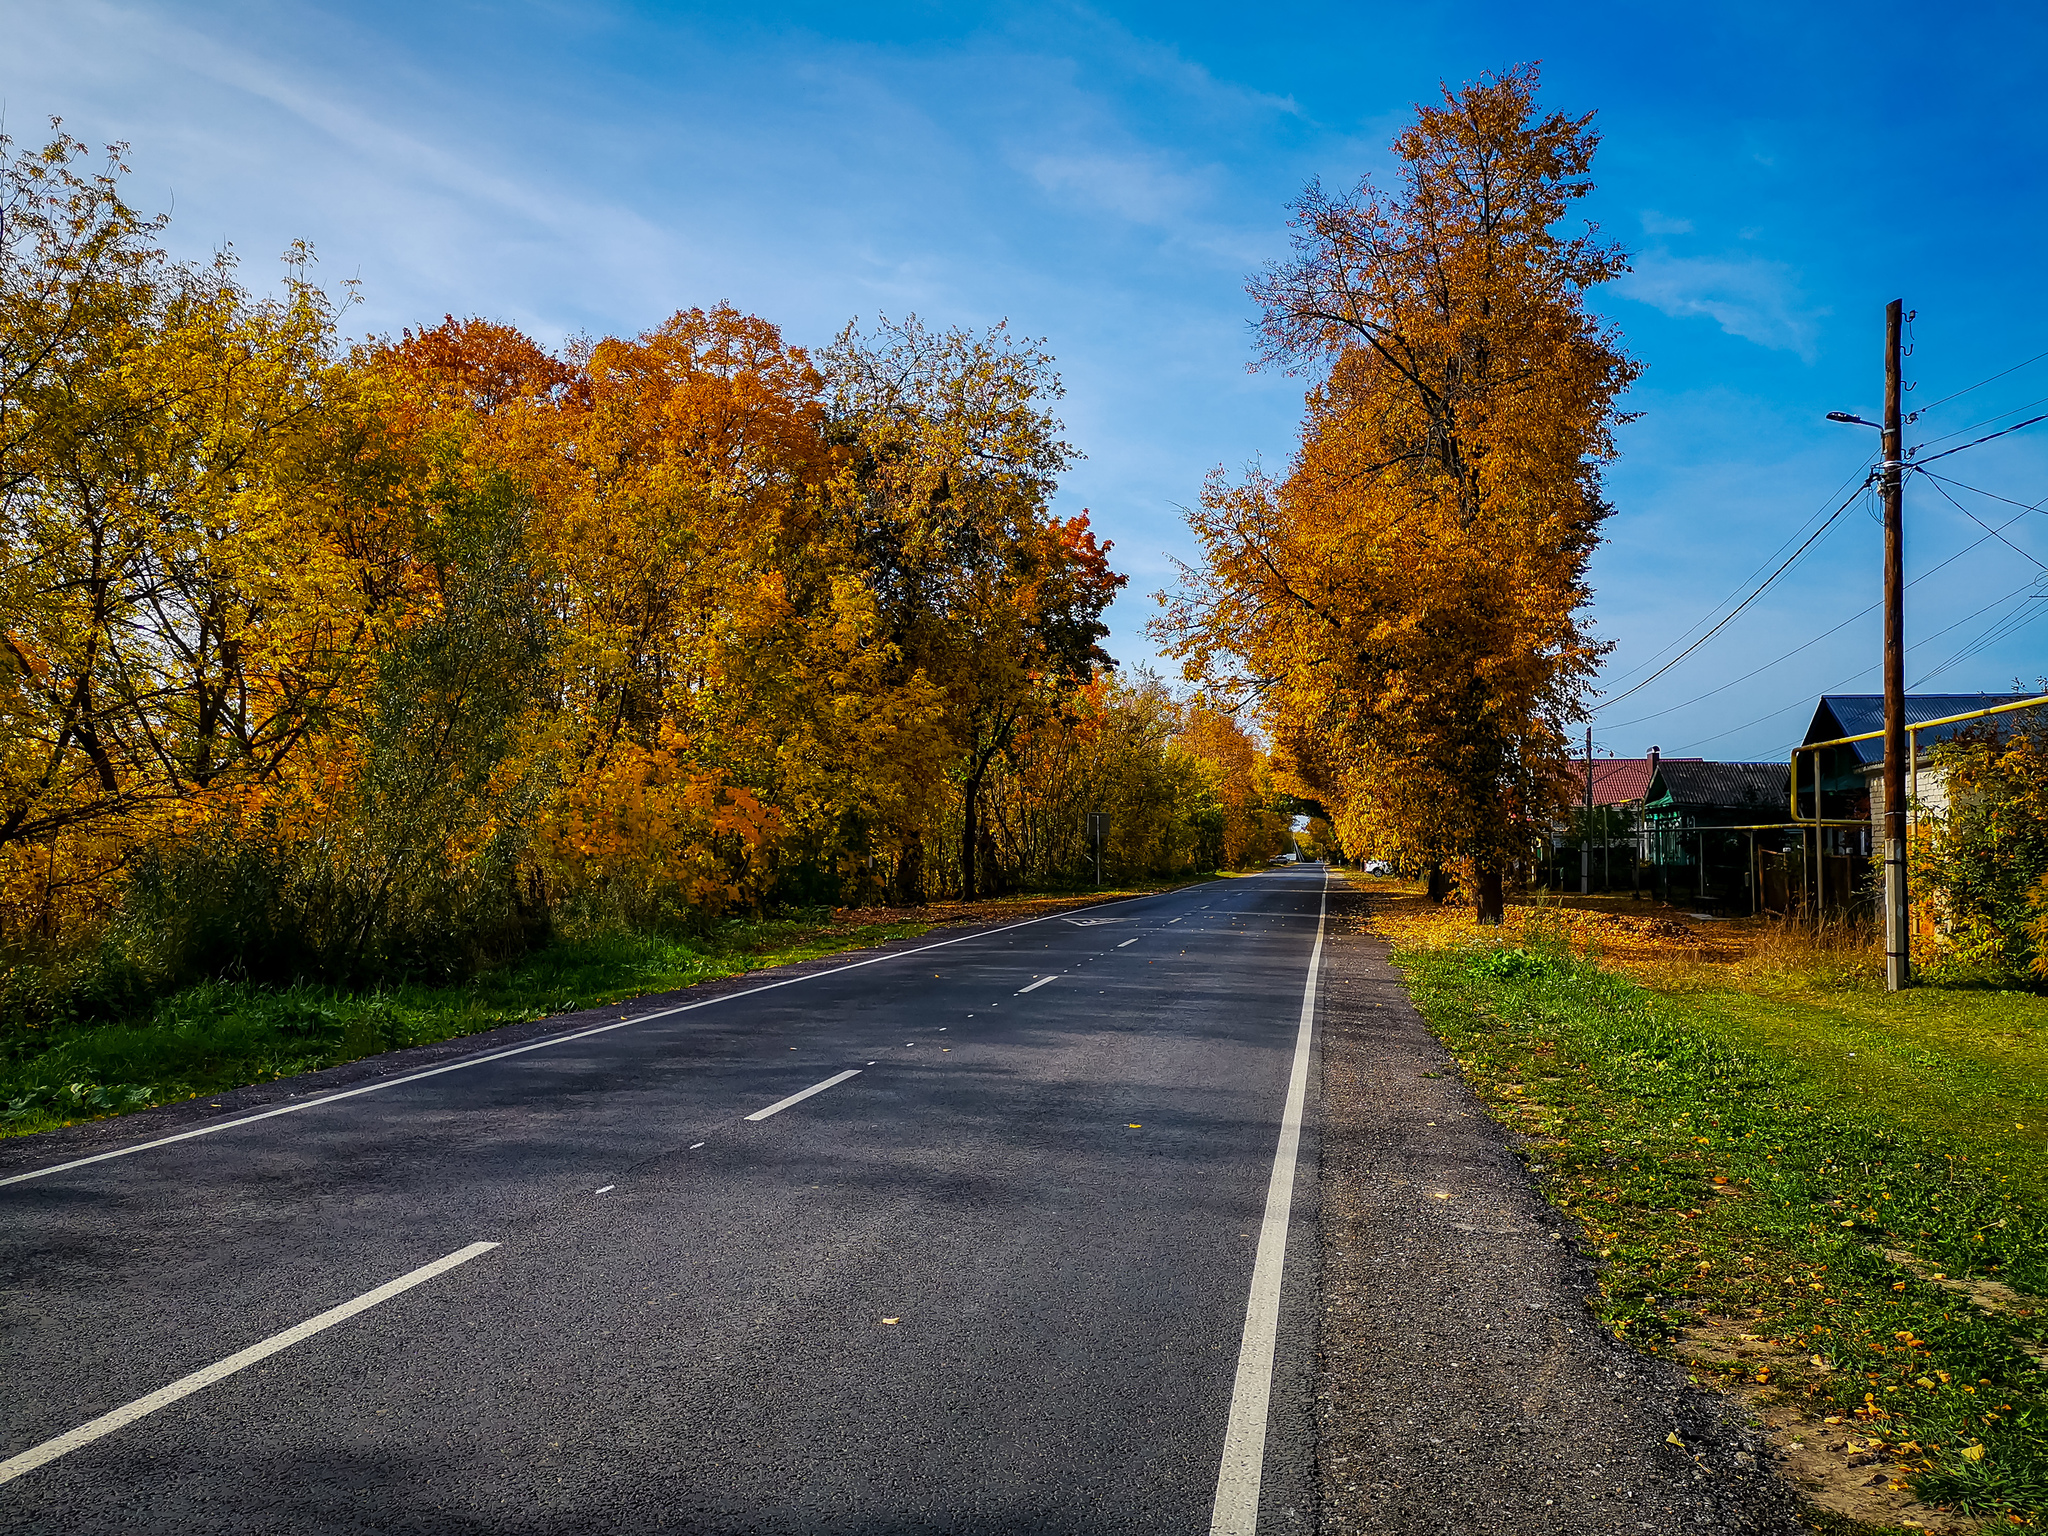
left=1024, top=150, right=1209, bottom=224
left=1615, top=251, right=1826, bottom=361
left=1640, top=210, right=1693, bottom=234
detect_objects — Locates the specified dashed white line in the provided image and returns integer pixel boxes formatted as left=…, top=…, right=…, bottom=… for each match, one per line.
left=594, top=1185, right=614, bottom=1194
left=0, top=1241, right=500, bottom=1487
left=688, top=1143, right=705, bottom=1150
left=1117, top=938, right=1138, bottom=948
left=1015, top=975, right=1058, bottom=994
left=1, top=882, right=1221, bottom=1191
left=743, top=1069, right=862, bottom=1122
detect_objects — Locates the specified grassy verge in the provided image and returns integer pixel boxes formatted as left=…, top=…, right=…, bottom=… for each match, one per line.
left=1, top=881, right=1197, bottom=1140
left=1370, top=888, right=2048, bottom=1528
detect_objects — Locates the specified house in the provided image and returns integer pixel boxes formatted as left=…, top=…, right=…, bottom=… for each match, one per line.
left=1546, top=749, right=1701, bottom=891
left=1800, top=693, right=2042, bottom=830
left=1639, top=759, right=1794, bottom=913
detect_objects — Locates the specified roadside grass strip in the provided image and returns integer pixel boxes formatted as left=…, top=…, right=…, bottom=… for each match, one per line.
left=1391, top=939, right=2048, bottom=1525
left=0, top=882, right=1204, bottom=1141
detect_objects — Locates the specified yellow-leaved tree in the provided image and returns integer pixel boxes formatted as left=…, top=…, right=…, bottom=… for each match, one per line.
left=1157, top=65, right=1638, bottom=922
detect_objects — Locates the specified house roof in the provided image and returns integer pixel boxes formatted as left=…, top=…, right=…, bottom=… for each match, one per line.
left=1569, top=757, right=1701, bottom=805
left=1803, top=693, right=2040, bottom=766
left=1647, top=761, right=1791, bottom=812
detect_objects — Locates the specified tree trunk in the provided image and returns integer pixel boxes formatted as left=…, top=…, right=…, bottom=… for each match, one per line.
left=894, top=838, right=925, bottom=906
left=1475, top=862, right=1505, bottom=926
left=1425, top=864, right=1450, bottom=904
left=960, top=772, right=981, bottom=901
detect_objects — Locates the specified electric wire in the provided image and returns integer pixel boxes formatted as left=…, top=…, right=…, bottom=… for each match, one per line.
left=1909, top=412, right=2048, bottom=467
left=1593, top=457, right=1875, bottom=694
left=1908, top=347, right=2048, bottom=417
left=1600, top=498, right=2038, bottom=732
left=1909, top=390, right=2048, bottom=452
left=1593, top=479, right=1869, bottom=714
left=1918, top=474, right=2048, bottom=571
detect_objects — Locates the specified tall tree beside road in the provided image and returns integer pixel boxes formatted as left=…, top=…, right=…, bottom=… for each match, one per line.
left=1159, top=65, right=1638, bottom=922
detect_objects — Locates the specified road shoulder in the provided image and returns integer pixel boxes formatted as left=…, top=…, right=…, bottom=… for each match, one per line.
left=1315, top=884, right=1810, bottom=1534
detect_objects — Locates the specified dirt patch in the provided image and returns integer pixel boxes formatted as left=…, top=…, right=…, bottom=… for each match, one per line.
left=1677, top=1319, right=1983, bottom=1532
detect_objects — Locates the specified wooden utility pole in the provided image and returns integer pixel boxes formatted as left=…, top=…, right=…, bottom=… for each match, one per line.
left=1580, top=726, right=1593, bottom=896
left=1882, top=299, right=1911, bottom=991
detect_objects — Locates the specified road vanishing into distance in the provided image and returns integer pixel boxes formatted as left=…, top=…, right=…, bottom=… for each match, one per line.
left=0, top=870, right=1332, bottom=1534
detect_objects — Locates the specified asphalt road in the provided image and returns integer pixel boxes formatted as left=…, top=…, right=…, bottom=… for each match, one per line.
left=0, top=870, right=1332, bottom=1535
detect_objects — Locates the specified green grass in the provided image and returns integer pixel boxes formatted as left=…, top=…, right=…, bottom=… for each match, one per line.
left=0, top=912, right=936, bottom=1139
left=1396, top=942, right=2048, bottom=1523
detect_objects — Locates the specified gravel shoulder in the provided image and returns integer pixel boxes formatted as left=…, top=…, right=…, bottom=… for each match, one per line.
left=1315, top=886, right=1814, bottom=1534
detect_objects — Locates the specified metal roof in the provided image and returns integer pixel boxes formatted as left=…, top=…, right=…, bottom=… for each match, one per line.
left=1646, top=761, right=1791, bottom=811
left=1568, top=757, right=1700, bottom=806
left=1803, top=694, right=2040, bottom=766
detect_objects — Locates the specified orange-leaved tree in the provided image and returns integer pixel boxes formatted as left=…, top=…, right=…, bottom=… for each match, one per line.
left=1157, top=65, right=1637, bottom=922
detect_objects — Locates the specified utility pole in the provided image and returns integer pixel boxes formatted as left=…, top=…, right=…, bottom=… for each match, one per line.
left=1581, top=725, right=1593, bottom=897
left=1881, top=299, right=1910, bottom=991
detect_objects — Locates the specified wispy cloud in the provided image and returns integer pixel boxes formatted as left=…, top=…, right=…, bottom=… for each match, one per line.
left=1639, top=210, right=1693, bottom=234
left=1023, top=150, right=1210, bottom=224
left=1615, top=251, right=1826, bottom=361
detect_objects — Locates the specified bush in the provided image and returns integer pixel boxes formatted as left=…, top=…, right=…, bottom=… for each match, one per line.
left=1914, top=709, right=2048, bottom=987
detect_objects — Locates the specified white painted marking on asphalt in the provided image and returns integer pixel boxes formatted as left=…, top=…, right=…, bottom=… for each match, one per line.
left=594, top=1185, right=614, bottom=1194
left=1117, top=938, right=1138, bottom=948
left=1208, top=867, right=1327, bottom=1536
left=0, top=883, right=1214, bottom=1190
left=689, top=1143, right=705, bottom=1150
left=1015, top=975, right=1058, bottom=994
left=743, top=1069, right=862, bottom=1122
left=0, top=1241, right=499, bottom=1487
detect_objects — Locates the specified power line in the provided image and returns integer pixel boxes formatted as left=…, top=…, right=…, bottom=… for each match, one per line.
left=1909, top=390, right=2048, bottom=451
left=1652, top=551, right=2043, bottom=753
left=1911, top=583, right=2048, bottom=688
left=1909, top=346, right=2048, bottom=417
left=1910, top=411, right=2048, bottom=467
left=1593, top=479, right=1869, bottom=714
left=1601, top=499, right=2037, bottom=732
left=1918, top=471, right=2048, bottom=517
left=1918, top=475, right=2048, bottom=571
left=1593, top=457, right=1874, bottom=694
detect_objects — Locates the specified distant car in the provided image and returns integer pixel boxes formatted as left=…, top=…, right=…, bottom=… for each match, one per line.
left=1269, top=852, right=1298, bottom=864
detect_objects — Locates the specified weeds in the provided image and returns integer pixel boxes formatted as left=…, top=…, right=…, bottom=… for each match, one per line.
left=1370, top=883, right=2048, bottom=1524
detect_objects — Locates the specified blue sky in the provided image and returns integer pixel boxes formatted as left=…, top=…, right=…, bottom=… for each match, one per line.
left=9, top=0, right=2046, bottom=760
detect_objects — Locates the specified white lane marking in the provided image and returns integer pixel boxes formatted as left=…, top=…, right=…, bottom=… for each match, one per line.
left=1015, top=975, right=1058, bottom=994
left=0, top=1241, right=499, bottom=1487
left=689, top=1143, right=705, bottom=1150
left=1116, top=938, right=1138, bottom=948
left=743, top=1069, right=862, bottom=1123
left=594, top=1185, right=614, bottom=1194
left=1, top=885, right=1215, bottom=1191
left=1208, top=868, right=1327, bottom=1536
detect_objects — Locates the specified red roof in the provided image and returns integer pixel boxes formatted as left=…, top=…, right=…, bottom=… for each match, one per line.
left=1569, top=757, right=1700, bottom=806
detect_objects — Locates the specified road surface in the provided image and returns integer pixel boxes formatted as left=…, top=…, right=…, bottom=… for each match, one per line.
left=1, top=871, right=1331, bottom=1534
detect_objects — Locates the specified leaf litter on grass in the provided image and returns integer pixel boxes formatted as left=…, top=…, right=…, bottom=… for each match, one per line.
left=1347, top=878, right=2048, bottom=1531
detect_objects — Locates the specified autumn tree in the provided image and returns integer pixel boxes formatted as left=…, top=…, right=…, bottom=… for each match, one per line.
left=1158, top=66, right=1637, bottom=922
left=1, top=128, right=361, bottom=943
left=823, top=316, right=1123, bottom=901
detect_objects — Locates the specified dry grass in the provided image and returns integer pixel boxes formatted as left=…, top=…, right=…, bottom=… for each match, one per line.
left=1357, top=877, right=1882, bottom=990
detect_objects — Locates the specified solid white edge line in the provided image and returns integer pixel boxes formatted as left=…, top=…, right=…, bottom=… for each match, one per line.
left=1, top=882, right=1217, bottom=1191
left=742, top=1068, right=862, bottom=1122
left=1208, top=868, right=1327, bottom=1536
left=0, top=1240, right=499, bottom=1487
left=1015, top=975, right=1058, bottom=994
